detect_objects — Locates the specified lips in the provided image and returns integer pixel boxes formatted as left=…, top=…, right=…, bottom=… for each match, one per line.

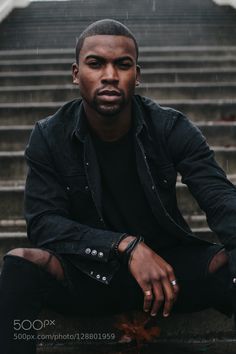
left=97, top=89, right=121, bottom=96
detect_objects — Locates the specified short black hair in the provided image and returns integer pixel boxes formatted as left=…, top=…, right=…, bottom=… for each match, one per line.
left=75, top=19, right=139, bottom=63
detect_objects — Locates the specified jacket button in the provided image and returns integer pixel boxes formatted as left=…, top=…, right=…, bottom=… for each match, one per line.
left=233, top=278, right=236, bottom=284
left=96, top=274, right=101, bottom=279
left=91, top=250, right=97, bottom=256
left=90, top=271, right=94, bottom=275
left=98, top=252, right=104, bottom=258
left=85, top=162, right=89, bottom=166
left=100, top=217, right=104, bottom=223
left=102, top=276, right=107, bottom=281
left=85, top=248, right=91, bottom=254
left=151, top=185, right=155, bottom=190
left=85, top=185, right=89, bottom=191
left=163, top=179, right=168, bottom=184
left=66, top=186, right=70, bottom=191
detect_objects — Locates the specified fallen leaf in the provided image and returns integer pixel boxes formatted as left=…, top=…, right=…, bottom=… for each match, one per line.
left=114, top=311, right=161, bottom=353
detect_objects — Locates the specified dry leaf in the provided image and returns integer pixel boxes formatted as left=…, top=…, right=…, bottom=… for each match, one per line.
left=114, top=311, right=161, bottom=353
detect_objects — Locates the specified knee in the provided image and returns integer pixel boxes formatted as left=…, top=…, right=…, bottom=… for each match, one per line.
left=208, top=249, right=229, bottom=274
left=6, top=248, right=64, bottom=281
left=6, top=247, right=27, bottom=258
left=6, top=248, right=49, bottom=267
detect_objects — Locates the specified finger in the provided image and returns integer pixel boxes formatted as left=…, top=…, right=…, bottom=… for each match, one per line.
left=150, top=281, right=164, bottom=317
left=162, top=278, right=175, bottom=317
left=167, top=266, right=179, bottom=298
left=169, top=278, right=180, bottom=298
left=142, top=286, right=154, bottom=313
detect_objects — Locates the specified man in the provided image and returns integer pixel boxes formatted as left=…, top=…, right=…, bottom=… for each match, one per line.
left=0, top=19, right=235, bottom=354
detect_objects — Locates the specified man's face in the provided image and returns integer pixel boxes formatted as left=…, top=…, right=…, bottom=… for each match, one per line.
left=72, top=35, right=140, bottom=117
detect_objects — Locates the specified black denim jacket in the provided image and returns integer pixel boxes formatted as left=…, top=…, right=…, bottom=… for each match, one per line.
left=24, top=95, right=236, bottom=285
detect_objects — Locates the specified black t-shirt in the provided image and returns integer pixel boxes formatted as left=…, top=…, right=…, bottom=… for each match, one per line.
left=92, top=129, right=180, bottom=251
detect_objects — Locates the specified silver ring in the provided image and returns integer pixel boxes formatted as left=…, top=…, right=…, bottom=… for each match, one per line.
left=171, top=279, right=177, bottom=286
left=144, top=289, right=152, bottom=296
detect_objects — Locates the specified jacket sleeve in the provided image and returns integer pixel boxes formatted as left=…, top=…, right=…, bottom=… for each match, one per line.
left=24, top=122, right=126, bottom=263
left=166, top=112, right=236, bottom=251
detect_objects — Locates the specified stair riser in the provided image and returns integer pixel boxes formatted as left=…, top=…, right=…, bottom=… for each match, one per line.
left=1, top=49, right=236, bottom=60
left=1, top=102, right=236, bottom=125
left=1, top=71, right=236, bottom=86
left=2, top=29, right=236, bottom=48
left=140, top=86, right=236, bottom=100
left=0, top=236, right=29, bottom=262
left=2, top=85, right=236, bottom=103
left=35, top=343, right=236, bottom=354
left=0, top=105, right=58, bottom=125
left=0, top=229, right=218, bottom=267
left=0, top=60, right=236, bottom=72
left=0, top=155, right=27, bottom=180
left=1, top=124, right=236, bottom=151
left=0, top=189, right=24, bottom=219
left=0, top=129, right=31, bottom=150
left=0, top=149, right=235, bottom=180
left=0, top=175, right=234, bottom=218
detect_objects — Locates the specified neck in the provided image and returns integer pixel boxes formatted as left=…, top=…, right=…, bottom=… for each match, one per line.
left=83, top=102, right=132, bottom=142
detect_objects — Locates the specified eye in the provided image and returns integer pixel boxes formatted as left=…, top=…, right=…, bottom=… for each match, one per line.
left=117, top=62, right=133, bottom=70
left=87, top=61, right=102, bottom=68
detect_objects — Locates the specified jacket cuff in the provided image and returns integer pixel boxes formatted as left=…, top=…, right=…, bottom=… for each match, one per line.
left=227, top=248, right=236, bottom=289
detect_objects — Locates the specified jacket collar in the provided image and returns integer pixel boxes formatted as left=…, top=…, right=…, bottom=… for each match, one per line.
left=72, top=95, right=147, bottom=143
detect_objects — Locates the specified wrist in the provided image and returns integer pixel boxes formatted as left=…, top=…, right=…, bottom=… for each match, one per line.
left=121, top=235, right=144, bottom=267
left=118, top=235, right=136, bottom=254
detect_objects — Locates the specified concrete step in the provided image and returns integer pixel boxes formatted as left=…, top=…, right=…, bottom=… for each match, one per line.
left=0, top=184, right=24, bottom=219
left=2, top=82, right=236, bottom=103
left=2, top=27, right=236, bottom=48
left=198, top=122, right=236, bottom=147
left=2, top=122, right=236, bottom=151
left=0, top=102, right=62, bottom=125
left=34, top=308, right=236, bottom=354
left=0, top=227, right=219, bottom=267
left=0, top=126, right=32, bottom=150
left=0, top=174, right=235, bottom=220
left=0, top=152, right=26, bottom=181
left=0, top=218, right=26, bottom=232
left=2, top=68, right=236, bottom=86
left=0, top=215, right=209, bottom=235
left=0, top=232, right=29, bottom=261
left=0, top=146, right=235, bottom=180
left=1, top=0, right=236, bottom=48
left=140, top=82, right=236, bottom=100
left=35, top=340, right=236, bottom=354
left=1, top=99, right=236, bottom=125
left=1, top=46, right=236, bottom=60
left=0, top=56, right=236, bottom=72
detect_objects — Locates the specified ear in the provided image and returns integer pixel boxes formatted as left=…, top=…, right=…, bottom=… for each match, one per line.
left=72, top=63, right=80, bottom=85
left=135, top=64, right=141, bottom=86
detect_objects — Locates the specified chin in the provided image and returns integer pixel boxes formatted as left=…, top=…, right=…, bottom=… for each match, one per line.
left=96, top=104, right=124, bottom=117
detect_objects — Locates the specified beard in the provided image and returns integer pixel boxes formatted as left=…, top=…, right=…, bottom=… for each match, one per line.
left=83, top=90, right=129, bottom=117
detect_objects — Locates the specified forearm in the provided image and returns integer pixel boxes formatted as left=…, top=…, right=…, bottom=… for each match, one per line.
left=26, top=212, right=127, bottom=263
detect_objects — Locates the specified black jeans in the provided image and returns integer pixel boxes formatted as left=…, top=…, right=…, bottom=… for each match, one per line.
left=0, top=244, right=234, bottom=354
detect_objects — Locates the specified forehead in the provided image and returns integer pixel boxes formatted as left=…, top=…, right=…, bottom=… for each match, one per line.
left=79, top=35, right=137, bottom=60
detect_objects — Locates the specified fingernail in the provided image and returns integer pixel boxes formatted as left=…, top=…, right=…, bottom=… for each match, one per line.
left=163, top=313, right=169, bottom=317
left=144, top=309, right=149, bottom=312
left=151, top=313, right=157, bottom=317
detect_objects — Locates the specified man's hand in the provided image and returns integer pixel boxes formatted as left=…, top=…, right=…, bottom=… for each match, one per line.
left=118, top=237, right=179, bottom=317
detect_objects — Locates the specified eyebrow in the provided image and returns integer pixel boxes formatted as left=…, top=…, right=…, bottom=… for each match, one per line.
left=84, top=54, right=135, bottom=63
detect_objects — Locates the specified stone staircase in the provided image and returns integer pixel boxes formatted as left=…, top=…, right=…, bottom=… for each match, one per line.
left=1, top=0, right=236, bottom=48
left=1, top=0, right=236, bottom=352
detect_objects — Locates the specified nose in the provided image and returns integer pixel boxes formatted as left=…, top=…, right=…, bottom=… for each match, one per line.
left=101, top=64, right=119, bottom=83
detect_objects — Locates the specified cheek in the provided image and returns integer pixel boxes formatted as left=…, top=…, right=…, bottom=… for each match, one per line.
left=124, top=77, right=137, bottom=93
left=79, top=76, right=96, bottom=95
